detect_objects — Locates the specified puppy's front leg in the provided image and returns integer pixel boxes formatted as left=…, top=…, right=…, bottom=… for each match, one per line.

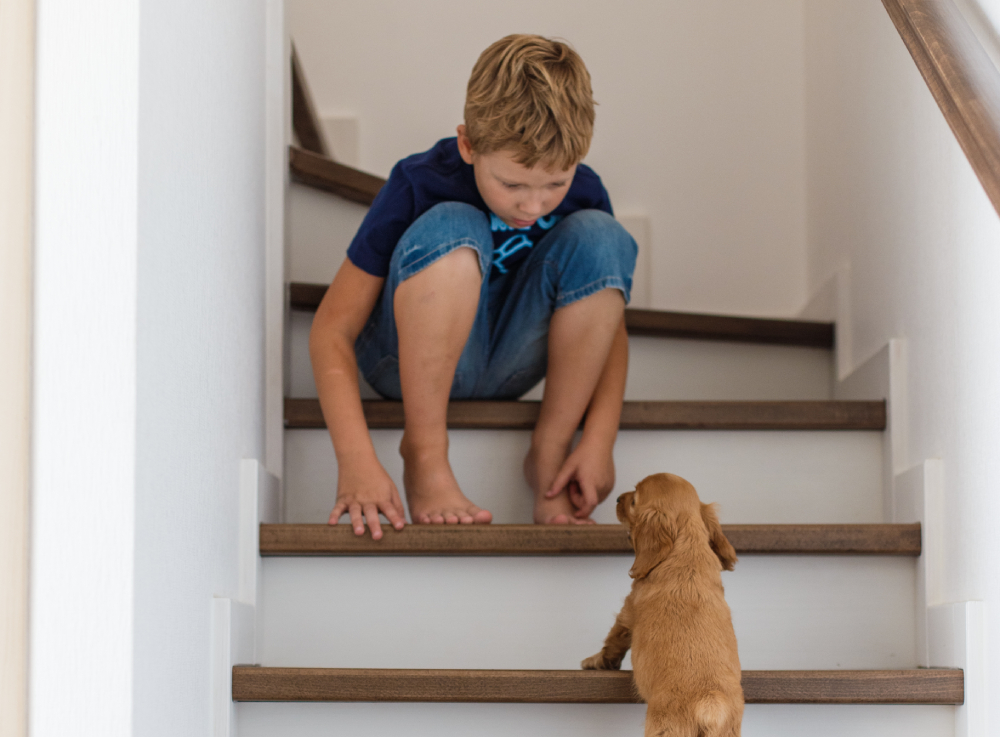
left=582, top=602, right=633, bottom=670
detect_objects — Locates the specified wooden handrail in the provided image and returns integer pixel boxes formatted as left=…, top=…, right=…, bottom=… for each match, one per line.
left=291, top=44, right=330, bottom=157
left=883, top=0, right=1000, bottom=217
left=288, top=146, right=385, bottom=205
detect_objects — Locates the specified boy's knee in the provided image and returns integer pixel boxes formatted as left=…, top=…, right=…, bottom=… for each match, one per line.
left=554, top=210, right=638, bottom=269
left=392, top=202, right=493, bottom=281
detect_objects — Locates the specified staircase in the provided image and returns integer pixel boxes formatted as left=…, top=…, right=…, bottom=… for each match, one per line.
left=232, top=53, right=964, bottom=734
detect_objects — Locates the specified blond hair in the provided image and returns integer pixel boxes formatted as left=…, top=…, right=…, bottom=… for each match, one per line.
left=464, top=34, right=595, bottom=170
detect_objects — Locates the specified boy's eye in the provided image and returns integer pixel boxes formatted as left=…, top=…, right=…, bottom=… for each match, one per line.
left=503, top=182, right=521, bottom=190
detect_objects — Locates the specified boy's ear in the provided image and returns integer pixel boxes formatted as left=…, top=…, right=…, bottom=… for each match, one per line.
left=456, top=124, right=475, bottom=165
left=701, top=502, right=737, bottom=571
left=629, top=509, right=673, bottom=580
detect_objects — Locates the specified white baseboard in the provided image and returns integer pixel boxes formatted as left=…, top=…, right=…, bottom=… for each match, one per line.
left=214, top=459, right=279, bottom=736
left=212, top=598, right=255, bottom=737
left=802, top=277, right=979, bottom=735
left=927, top=601, right=985, bottom=736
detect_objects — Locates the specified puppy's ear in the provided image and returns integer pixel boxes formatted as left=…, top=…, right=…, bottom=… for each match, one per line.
left=629, top=509, right=673, bottom=579
left=701, top=502, right=737, bottom=571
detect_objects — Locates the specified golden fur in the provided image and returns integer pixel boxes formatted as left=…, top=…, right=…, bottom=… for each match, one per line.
left=582, top=473, right=743, bottom=737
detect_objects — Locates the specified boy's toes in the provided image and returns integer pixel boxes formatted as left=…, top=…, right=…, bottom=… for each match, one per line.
left=444, top=511, right=460, bottom=524
left=471, top=507, right=493, bottom=524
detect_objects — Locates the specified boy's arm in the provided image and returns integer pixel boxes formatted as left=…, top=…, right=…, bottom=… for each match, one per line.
left=309, top=258, right=406, bottom=539
left=546, top=317, right=628, bottom=516
left=580, top=317, right=628, bottom=453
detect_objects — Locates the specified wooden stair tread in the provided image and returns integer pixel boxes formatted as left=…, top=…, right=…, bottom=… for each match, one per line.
left=289, top=146, right=385, bottom=206
left=231, top=667, right=963, bottom=704
left=285, top=398, right=886, bottom=430
left=260, top=523, right=921, bottom=556
left=289, top=282, right=834, bottom=348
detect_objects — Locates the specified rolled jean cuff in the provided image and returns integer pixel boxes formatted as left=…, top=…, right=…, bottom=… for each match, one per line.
left=555, top=276, right=630, bottom=309
left=397, top=237, right=489, bottom=283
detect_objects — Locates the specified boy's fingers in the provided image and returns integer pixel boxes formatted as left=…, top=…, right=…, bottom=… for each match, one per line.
left=574, top=481, right=599, bottom=517
left=546, top=464, right=576, bottom=498
left=348, top=503, right=365, bottom=536
left=329, top=502, right=347, bottom=524
left=364, top=503, right=383, bottom=541
left=383, top=503, right=406, bottom=530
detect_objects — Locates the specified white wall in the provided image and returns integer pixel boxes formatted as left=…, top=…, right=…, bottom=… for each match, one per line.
left=33, top=0, right=268, bottom=734
left=0, top=0, right=34, bottom=734
left=132, top=0, right=267, bottom=734
left=805, top=0, right=1000, bottom=733
left=287, top=0, right=809, bottom=318
left=33, top=0, right=140, bottom=733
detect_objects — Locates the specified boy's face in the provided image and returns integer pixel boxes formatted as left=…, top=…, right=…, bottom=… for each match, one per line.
left=457, top=125, right=576, bottom=229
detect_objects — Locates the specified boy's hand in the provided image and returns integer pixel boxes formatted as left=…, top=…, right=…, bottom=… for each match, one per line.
left=545, top=438, right=616, bottom=518
left=329, top=461, right=407, bottom=540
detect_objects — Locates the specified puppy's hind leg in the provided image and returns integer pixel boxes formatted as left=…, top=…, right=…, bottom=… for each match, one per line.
left=642, top=705, right=697, bottom=737
left=581, top=607, right=632, bottom=670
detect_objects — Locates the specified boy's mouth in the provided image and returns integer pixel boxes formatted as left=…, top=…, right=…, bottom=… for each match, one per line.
left=511, top=218, right=536, bottom=228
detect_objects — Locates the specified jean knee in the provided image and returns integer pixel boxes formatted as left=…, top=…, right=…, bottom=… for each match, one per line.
left=391, top=202, right=493, bottom=281
left=562, top=210, right=637, bottom=266
left=543, top=210, right=638, bottom=303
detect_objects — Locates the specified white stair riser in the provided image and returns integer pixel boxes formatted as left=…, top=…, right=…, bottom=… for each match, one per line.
left=289, top=184, right=366, bottom=285
left=290, top=310, right=834, bottom=401
left=238, top=702, right=954, bottom=737
left=258, top=555, right=916, bottom=670
left=284, top=428, right=884, bottom=525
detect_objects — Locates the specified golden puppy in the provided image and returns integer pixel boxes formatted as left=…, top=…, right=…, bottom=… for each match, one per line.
left=582, top=473, right=743, bottom=737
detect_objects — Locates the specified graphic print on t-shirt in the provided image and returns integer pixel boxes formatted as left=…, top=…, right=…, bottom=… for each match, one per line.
left=489, top=213, right=563, bottom=274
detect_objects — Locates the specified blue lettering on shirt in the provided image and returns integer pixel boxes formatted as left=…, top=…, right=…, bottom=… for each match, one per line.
left=493, top=234, right=534, bottom=274
left=488, top=213, right=564, bottom=273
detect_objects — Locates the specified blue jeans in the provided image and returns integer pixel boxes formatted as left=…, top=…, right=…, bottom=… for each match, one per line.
left=355, top=202, right=637, bottom=400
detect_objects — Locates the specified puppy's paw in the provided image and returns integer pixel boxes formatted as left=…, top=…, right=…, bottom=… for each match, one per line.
left=581, top=652, right=621, bottom=670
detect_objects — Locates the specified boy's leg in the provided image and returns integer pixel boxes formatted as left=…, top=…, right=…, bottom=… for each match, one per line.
left=354, top=201, right=495, bottom=524
left=395, top=245, right=493, bottom=524
left=478, top=209, right=636, bottom=523
left=526, top=288, right=625, bottom=523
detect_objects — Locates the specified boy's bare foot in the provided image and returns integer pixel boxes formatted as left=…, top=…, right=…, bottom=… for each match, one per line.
left=524, top=444, right=596, bottom=525
left=400, top=435, right=493, bottom=525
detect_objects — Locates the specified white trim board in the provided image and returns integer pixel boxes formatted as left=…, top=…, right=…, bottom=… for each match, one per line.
left=928, top=601, right=985, bottom=737
left=214, top=459, right=279, bottom=737
left=802, top=271, right=981, bottom=736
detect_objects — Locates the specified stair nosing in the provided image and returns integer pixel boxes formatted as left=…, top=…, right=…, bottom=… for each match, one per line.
left=284, top=398, right=887, bottom=431
left=259, top=523, right=921, bottom=557
left=288, top=281, right=835, bottom=348
left=231, top=666, right=964, bottom=705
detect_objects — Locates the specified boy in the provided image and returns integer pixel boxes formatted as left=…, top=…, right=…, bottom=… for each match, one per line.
left=310, top=34, right=636, bottom=539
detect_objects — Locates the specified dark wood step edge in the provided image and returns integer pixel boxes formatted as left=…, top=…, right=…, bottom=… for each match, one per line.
left=231, top=667, right=963, bottom=705
left=259, top=523, right=921, bottom=557
left=285, top=398, right=887, bottom=431
left=289, top=146, right=385, bottom=206
left=289, top=282, right=834, bottom=348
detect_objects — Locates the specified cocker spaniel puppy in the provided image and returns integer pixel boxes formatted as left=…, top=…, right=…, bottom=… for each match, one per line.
left=582, top=473, right=743, bottom=737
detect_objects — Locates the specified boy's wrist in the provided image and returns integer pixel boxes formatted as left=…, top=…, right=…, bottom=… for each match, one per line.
left=579, top=418, right=618, bottom=454
left=334, top=444, right=382, bottom=470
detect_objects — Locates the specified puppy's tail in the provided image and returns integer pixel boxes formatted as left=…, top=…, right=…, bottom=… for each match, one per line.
left=693, top=691, right=732, bottom=736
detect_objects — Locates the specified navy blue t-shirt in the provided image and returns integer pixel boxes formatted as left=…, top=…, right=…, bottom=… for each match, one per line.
left=346, top=137, right=613, bottom=280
